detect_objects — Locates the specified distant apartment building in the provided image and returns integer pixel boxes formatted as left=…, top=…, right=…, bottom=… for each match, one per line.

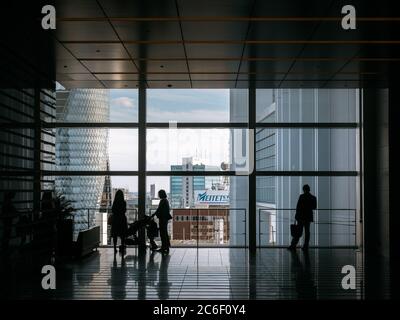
left=170, top=157, right=220, bottom=208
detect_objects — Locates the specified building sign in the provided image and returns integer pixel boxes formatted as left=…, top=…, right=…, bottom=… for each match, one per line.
left=195, top=190, right=229, bottom=205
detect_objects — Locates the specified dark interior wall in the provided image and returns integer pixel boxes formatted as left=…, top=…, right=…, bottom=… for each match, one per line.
left=363, top=88, right=390, bottom=258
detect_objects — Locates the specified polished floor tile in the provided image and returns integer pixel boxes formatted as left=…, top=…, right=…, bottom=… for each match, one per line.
left=0, top=247, right=372, bottom=300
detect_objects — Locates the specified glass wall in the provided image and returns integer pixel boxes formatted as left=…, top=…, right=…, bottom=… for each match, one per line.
left=49, top=87, right=360, bottom=248
left=255, top=89, right=360, bottom=247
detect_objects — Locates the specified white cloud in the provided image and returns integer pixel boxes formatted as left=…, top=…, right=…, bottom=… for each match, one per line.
left=111, top=96, right=136, bottom=108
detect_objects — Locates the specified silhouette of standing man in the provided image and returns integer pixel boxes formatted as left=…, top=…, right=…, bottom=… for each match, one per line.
left=155, top=190, right=172, bottom=254
left=288, top=184, right=317, bottom=251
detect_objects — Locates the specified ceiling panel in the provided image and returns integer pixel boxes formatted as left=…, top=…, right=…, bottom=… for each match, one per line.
left=186, top=44, right=243, bottom=59
left=191, top=73, right=237, bottom=81
left=55, top=42, right=76, bottom=59
left=60, top=80, right=104, bottom=89
left=248, top=21, right=317, bottom=41
left=57, top=59, right=90, bottom=73
left=189, top=60, right=240, bottom=73
left=81, top=60, right=138, bottom=73
left=95, top=73, right=139, bottom=81
left=182, top=22, right=248, bottom=41
left=145, top=73, right=190, bottom=81
left=102, top=80, right=139, bottom=88
left=125, top=44, right=186, bottom=59
left=147, top=81, right=191, bottom=88
left=237, top=72, right=285, bottom=82
left=178, top=0, right=252, bottom=17
left=252, top=1, right=333, bottom=17
left=59, top=73, right=98, bottom=81
left=191, top=80, right=237, bottom=88
left=239, top=60, right=292, bottom=75
left=64, top=43, right=130, bottom=59
left=55, top=0, right=104, bottom=18
left=141, top=60, right=188, bottom=73
left=243, top=44, right=305, bottom=59
left=99, top=0, right=177, bottom=17
left=56, top=21, right=118, bottom=42
left=112, top=21, right=181, bottom=41
left=53, top=0, right=399, bottom=88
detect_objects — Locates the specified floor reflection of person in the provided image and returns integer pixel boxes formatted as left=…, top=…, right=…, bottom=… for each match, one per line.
left=290, top=250, right=317, bottom=299
left=157, top=254, right=171, bottom=300
left=109, top=254, right=127, bottom=300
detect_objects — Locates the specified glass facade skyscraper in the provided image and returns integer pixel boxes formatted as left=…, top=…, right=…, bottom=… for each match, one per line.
left=230, top=89, right=359, bottom=247
left=55, top=89, right=110, bottom=235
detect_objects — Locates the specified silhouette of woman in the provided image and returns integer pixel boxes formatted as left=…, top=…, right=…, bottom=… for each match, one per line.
left=154, top=190, right=172, bottom=254
left=110, top=190, right=128, bottom=253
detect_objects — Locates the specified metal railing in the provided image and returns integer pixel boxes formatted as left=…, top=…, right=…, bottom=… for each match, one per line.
left=149, top=208, right=247, bottom=248
left=258, top=208, right=357, bottom=247
left=74, top=207, right=247, bottom=247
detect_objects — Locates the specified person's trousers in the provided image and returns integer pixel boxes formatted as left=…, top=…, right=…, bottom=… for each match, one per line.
left=291, top=221, right=311, bottom=248
left=159, top=221, right=170, bottom=250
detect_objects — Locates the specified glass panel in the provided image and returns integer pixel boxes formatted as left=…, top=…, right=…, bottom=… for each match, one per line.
left=256, top=176, right=358, bottom=247
left=52, top=175, right=138, bottom=243
left=256, top=88, right=359, bottom=123
left=147, top=89, right=248, bottom=123
left=146, top=176, right=248, bottom=247
left=55, top=128, right=138, bottom=171
left=55, top=89, right=138, bottom=123
left=255, top=128, right=359, bottom=171
left=147, top=128, right=252, bottom=172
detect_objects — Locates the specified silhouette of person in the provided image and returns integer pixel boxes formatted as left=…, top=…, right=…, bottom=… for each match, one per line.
left=1, top=191, right=18, bottom=252
left=40, top=191, right=57, bottom=254
left=146, top=216, right=159, bottom=251
left=110, top=190, right=128, bottom=254
left=288, top=184, right=317, bottom=251
left=154, top=190, right=172, bottom=254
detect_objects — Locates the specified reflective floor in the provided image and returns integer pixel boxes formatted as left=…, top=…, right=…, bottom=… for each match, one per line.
left=0, top=248, right=372, bottom=300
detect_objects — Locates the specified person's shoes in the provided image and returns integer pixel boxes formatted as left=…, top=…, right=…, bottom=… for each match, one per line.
left=287, top=246, right=296, bottom=251
left=301, top=246, right=309, bottom=251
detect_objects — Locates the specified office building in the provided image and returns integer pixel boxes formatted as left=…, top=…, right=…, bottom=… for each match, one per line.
left=55, top=89, right=110, bottom=235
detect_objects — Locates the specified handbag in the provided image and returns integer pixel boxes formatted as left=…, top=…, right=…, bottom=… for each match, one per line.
left=290, top=221, right=303, bottom=238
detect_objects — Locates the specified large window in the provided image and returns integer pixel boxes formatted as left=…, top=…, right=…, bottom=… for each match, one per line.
left=47, top=87, right=360, bottom=248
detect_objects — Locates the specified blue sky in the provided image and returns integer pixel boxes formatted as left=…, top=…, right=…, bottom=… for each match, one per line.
left=108, top=89, right=231, bottom=193
left=109, top=89, right=230, bottom=122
